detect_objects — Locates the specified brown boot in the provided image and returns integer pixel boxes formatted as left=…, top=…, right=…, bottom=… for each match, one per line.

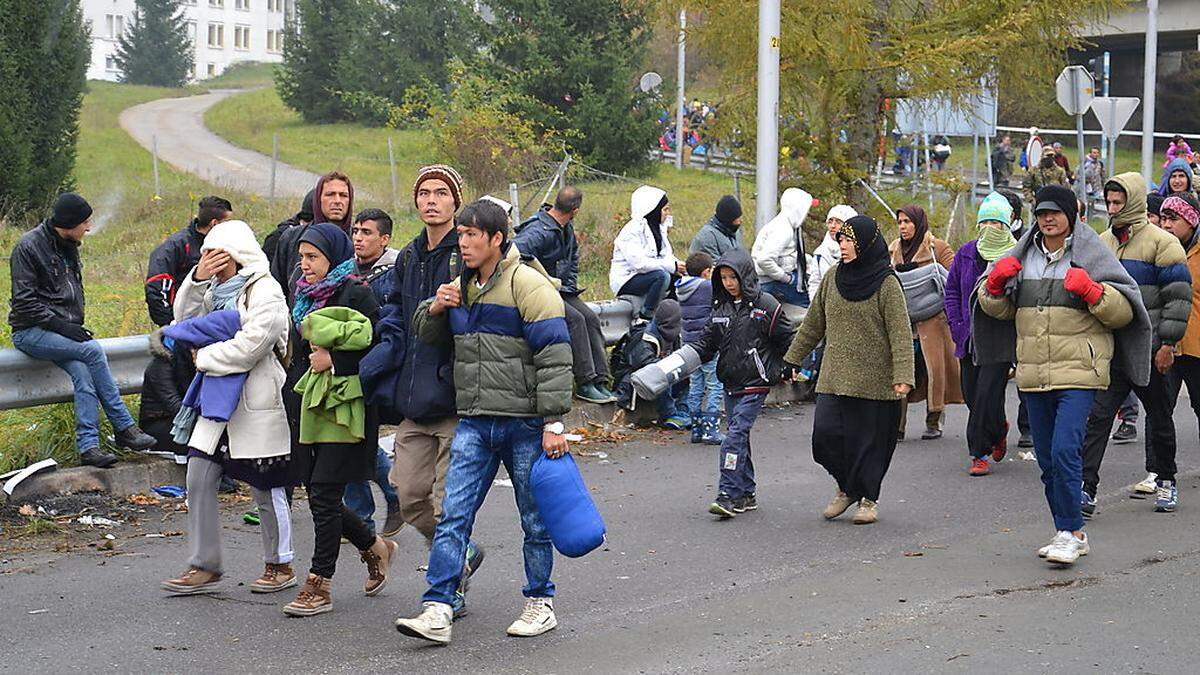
left=921, top=411, right=943, bottom=440
left=249, top=563, right=298, bottom=594
left=282, top=573, right=332, bottom=617
left=362, top=536, right=398, bottom=597
left=161, top=568, right=222, bottom=595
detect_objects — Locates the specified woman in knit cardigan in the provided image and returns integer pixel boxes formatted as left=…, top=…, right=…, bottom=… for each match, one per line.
left=787, top=215, right=915, bottom=525
left=889, top=205, right=963, bottom=440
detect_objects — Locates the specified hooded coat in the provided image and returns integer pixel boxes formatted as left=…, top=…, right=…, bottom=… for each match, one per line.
left=610, top=186, right=677, bottom=294
left=751, top=187, right=815, bottom=285
left=172, top=220, right=291, bottom=460
left=1158, top=157, right=1196, bottom=197
left=270, top=174, right=356, bottom=304
left=514, top=208, right=582, bottom=295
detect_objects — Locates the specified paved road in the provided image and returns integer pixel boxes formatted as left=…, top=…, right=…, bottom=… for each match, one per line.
left=119, top=90, right=320, bottom=199
left=5, top=391, right=1200, bottom=673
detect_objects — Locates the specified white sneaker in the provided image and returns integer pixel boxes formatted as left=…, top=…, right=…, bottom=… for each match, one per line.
left=394, top=601, right=453, bottom=644
left=506, top=597, right=557, bottom=637
left=1045, top=532, right=1090, bottom=565
left=1037, top=531, right=1072, bottom=558
left=1133, top=473, right=1158, bottom=496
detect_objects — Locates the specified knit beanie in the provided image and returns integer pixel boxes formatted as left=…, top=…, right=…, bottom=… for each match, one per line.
left=49, top=193, right=93, bottom=229
left=1147, top=192, right=1164, bottom=217
left=1033, top=184, right=1079, bottom=228
left=651, top=299, right=682, bottom=351
left=1162, top=193, right=1200, bottom=228
left=413, top=164, right=465, bottom=210
left=714, top=195, right=742, bottom=227
left=976, top=192, right=1013, bottom=227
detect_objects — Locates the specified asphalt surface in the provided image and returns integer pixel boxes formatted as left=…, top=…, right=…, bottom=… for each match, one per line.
left=4, top=388, right=1200, bottom=673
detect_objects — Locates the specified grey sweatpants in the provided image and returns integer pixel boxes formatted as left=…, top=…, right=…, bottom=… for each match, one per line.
left=186, top=457, right=293, bottom=575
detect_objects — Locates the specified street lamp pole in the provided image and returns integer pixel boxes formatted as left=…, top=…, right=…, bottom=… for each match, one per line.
left=1141, top=0, right=1159, bottom=179
left=756, top=0, right=781, bottom=230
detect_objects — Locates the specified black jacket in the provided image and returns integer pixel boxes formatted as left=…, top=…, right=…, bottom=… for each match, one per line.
left=139, top=340, right=195, bottom=419
left=514, top=209, right=580, bottom=295
left=262, top=216, right=300, bottom=267
left=145, top=220, right=206, bottom=326
left=690, top=249, right=795, bottom=394
left=270, top=222, right=311, bottom=306
left=613, top=323, right=675, bottom=409
left=8, top=220, right=86, bottom=331
left=359, top=228, right=460, bottom=424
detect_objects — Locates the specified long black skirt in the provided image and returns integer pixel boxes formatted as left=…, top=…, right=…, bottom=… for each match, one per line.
left=812, top=394, right=901, bottom=502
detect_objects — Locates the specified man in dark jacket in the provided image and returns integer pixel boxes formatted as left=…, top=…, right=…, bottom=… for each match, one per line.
left=138, top=337, right=195, bottom=460
left=688, top=195, right=744, bottom=259
left=514, top=186, right=615, bottom=404
left=270, top=172, right=355, bottom=304
left=9, top=194, right=156, bottom=468
left=262, top=189, right=313, bottom=263
left=145, top=196, right=232, bottom=327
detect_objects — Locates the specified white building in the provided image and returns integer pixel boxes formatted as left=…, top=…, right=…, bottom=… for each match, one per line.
left=82, top=0, right=293, bottom=82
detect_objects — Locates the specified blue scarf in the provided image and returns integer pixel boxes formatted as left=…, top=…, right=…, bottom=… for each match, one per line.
left=211, top=273, right=250, bottom=311
left=292, top=259, right=358, bottom=327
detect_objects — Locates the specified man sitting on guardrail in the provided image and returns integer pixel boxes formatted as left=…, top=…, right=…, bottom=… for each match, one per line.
left=8, top=193, right=157, bottom=468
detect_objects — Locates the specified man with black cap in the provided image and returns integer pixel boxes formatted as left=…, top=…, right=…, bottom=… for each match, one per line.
left=263, top=189, right=314, bottom=263
left=689, top=195, right=744, bottom=259
left=9, top=193, right=157, bottom=468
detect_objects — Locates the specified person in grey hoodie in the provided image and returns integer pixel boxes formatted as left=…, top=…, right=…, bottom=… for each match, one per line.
left=689, top=195, right=744, bottom=259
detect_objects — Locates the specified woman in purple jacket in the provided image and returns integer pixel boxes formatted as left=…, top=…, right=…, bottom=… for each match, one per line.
left=945, top=193, right=1017, bottom=476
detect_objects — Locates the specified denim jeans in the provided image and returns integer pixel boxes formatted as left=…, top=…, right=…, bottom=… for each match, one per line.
left=423, top=416, right=554, bottom=605
left=718, top=391, right=767, bottom=499
left=657, top=380, right=690, bottom=421
left=12, top=326, right=136, bottom=453
left=760, top=280, right=810, bottom=307
left=687, top=359, right=724, bottom=416
left=1024, top=389, right=1096, bottom=532
left=618, top=270, right=671, bottom=319
left=343, top=446, right=400, bottom=534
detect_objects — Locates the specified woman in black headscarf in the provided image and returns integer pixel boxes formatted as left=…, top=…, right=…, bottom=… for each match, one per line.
left=785, top=216, right=915, bottom=525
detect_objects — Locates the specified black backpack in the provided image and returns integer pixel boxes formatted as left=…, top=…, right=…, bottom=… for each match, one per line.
left=607, top=322, right=649, bottom=390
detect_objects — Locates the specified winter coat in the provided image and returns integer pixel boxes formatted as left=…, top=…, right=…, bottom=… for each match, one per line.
left=145, top=220, right=206, bottom=327
left=610, top=186, right=677, bottom=294
left=1083, top=157, right=1107, bottom=195
left=1178, top=231, right=1200, bottom=359
left=1100, top=172, right=1191, bottom=348
left=991, top=145, right=1015, bottom=183
left=173, top=220, right=291, bottom=460
left=674, top=275, right=713, bottom=345
left=262, top=216, right=300, bottom=265
left=690, top=249, right=795, bottom=394
left=8, top=220, right=86, bottom=332
left=139, top=340, right=193, bottom=421
left=688, top=215, right=743, bottom=259
left=944, top=239, right=989, bottom=359
left=1157, top=157, right=1195, bottom=197
left=1022, top=164, right=1069, bottom=203
left=514, top=209, right=581, bottom=295
left=808, top=233, right=841, bottom=301
left=751, top=188, right=815, bottom=285
left=359, top=228, right=460, bottom=424
left=356, top=247, right=400, bottom=309
left=414, top=243, right=573, bottom=420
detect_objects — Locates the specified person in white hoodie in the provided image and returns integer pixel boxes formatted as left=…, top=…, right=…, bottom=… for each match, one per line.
left=160, top=220, right=296, bottom=597
left=752, top=188, right=816, bottom=306
left=610, top=185, right=685, bottom=320
left=808, top=205, right=859, bottom=301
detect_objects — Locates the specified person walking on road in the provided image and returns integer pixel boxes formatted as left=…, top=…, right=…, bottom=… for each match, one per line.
left=991, top=135, right=1015, bottom=187
left=271, top=172, right=356, bottom=304
left=610, top=185, right=684, bottom=321
left=1153, top=193, right=1200, bottom=455
left=1022, top=146, right=1069, bottom=205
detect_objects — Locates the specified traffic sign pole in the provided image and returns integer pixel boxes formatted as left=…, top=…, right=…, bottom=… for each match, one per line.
left=1056, top=66, right=1095, bottom=202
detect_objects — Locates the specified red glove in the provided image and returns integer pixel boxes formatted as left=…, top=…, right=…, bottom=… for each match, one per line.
left=1063, top=267, right=1104, bottom=305
left=985, top=257, right=1022, bottom=296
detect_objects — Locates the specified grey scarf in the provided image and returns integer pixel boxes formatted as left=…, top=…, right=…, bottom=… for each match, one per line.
left=210, top=273, right=250, bottom=311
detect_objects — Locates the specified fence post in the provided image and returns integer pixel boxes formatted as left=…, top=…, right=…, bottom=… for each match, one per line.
left=733, top=173, right=741, bottom=203
left=152, top=134, right=161, bottom=199
left=270, top=133, right=279, bottom=203
left=509, top=183, right=520, bottom=226
left=387, top=137, right=399, bottom=213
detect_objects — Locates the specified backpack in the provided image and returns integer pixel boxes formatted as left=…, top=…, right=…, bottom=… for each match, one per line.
left=608, top=322, right=648, bottom=390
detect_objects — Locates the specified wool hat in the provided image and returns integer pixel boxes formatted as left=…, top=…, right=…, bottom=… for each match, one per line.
left=1147, top=192, right=1165, bottom=216
left=651, top=299, right=682, bottom=350
left=413, top=164, right=465, bottom=210
left=1162, top=193, right=1200, bottom=228
left=49, top=193, right=93, bottom=229
left=825, top=204, right=857, bottom=223
left=714, top=195, right=742, bottom=226
left=298, top=222, right=355, bottom=269
left=1033, top=184, right=1079, bottom=228
left=976, top=192, right=1013, bottom=227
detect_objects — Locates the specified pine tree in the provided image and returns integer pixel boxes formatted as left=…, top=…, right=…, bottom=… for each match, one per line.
left=276, top=0, right=363, bottom=123
left=113, top=0, right=194, bottom=87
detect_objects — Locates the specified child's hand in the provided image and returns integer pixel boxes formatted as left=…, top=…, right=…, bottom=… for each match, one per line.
left=310, top=346, right=333, bottom=373
left=893, top=383, right=912, bottom=397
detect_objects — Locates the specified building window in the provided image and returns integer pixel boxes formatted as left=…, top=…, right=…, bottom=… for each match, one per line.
left=266, top=29, right=282, bottom=53
left=105, top=56, right=118, bottom=72
left=267, top=0, right=282, bottom=11
left=207, top=63, right=216, bottom=76
left=105, top=14, right=124, bottom=40
left=234, top=25, right=251, bottom=50
left=209, top=0, right=224, bottom=8
left=235, top=0, right=250, bottom=9
left=207, top=23, right=224, bottom=48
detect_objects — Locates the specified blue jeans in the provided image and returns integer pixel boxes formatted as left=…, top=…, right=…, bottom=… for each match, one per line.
left=618, top=270, right=671, bottom=319
left=423, top=416, right=554, bottom=605
left=11, top=327, right=136, bottom=453
left=343, top=447, right=400, bottom=533
left=760, top=280, right=809, bottom=307
left=1023, top=389, right=1096, bottom=532
left=687, top=359, right=724, bottom=416
left=718, top=391, right=767, bottom=499
left=656, top=380, right=690, bottom=421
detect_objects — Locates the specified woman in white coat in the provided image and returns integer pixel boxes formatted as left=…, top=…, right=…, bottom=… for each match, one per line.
left=807, top=204, right=859, bottom=301
left=610, top=185, right=684, bottom=320
left=160, top=220, right=296, bottom=597
left=751, top=187, right=816, bottom=306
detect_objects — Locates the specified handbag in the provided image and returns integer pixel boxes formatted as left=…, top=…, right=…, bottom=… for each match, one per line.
left=896, top=263, right=948, bottom=322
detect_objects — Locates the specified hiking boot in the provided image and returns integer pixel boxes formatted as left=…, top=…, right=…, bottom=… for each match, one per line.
left=990, top=423, right=1009, bottom=462
left=733, top=493, right=758, bottom=513
left=576, top=382, right=616, bottom=405
left=661, top=414, right=691, bottom=430
left=969, top=457, right=990, bottom=476
left=1037, top=530, right=1072, bottom=558
left=852, top=499, right=879, bottom=525
left=506, top=597, right=557, bottom=637
left=1132, top=472, right=1158, bottom=498
left=161, top=568, right=222, bottom=595
left=1111, top=422, right=1137, bottom=443
left=362, top=537, right=398, bottom=596
left=250, top=563, right=297, bottom=594
left=1081, top=490, right=1097, bottom=519
left=114, top=425, right=156, bottom=452
left=381, top=505, right=404, bottom=537
left=395, top=601, right=453, bottom=644
left=691, top=421, right=705, bottom=444
left=457, top=541, right=486, bottom=595
left=822, top=491, right=855, bottom=520
left=79, top=447, right=118, bottom=469
left=1045, top=532, right=1089, bottom=565
left=1155, top=481, right=1178, bottom=512
left=283, top=574, right=333, bottom=617
left=1017, top=433, right=1034, bottom=449
left=921, top=411, right=942, bottom=440
left=708, top=493, right=736, bottom=519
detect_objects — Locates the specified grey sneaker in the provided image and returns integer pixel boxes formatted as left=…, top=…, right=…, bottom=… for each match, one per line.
left=576, top=383, right=616, bottom=404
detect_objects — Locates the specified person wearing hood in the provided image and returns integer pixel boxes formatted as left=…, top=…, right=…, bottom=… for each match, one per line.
left=271, top=172, right=356, bottom=305
left=676, top=252, right=725, bottom=444
left=689, top=248, right=795, bottom=519
left=808, top=205, right=858, bottom=306
left=1165, top=135, right=1193, bottom=168
left=1081, top=172, right=1191, bottom=515
left=159, top=220, right=297, bottom=597
left=610, top=185, right=683, bottom=320
left=1157, top=157, right=1195, bottom=198
left=752, top=187, right=816, bottom=307
left=1022, top=146, right=1069, bottom=205
left=889, top=205, right=961, bottom=440
left=1153, top=193, right=1200, bottom=457
left=280, top=222, right=396, bottom=618
left=689, top=195, right=745, bottom=259
left=613, top=299, right=688, bottom=428
left=263, top=189, right=314, bottom=264
left=786, top=215, right=914, bottom=526
left=945, top=193, right=1017, bottom=476
left=994, top=190, right=1035, bottom=450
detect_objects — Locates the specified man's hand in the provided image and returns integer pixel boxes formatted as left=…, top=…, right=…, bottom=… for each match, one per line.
left=543, top=431, right=569, bottom=459
left=675, top=261, right=687, bottom=276
left=1155, top=345, right=1176, bottom=375
left=894, top=383, right=912, bottom=397
left=194, top=248, right=232, bottom=281
left=310, top=346, right=333, bottom=373
left=429, top=283, right=461, bottom=316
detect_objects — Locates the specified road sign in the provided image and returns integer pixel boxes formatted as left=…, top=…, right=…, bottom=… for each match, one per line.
left=1091, top=96, right=1140, bottom=141
left=1055, top=66, right=1095, bottom=116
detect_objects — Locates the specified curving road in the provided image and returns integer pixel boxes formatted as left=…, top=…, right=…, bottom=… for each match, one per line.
left=119, top=89, right=320, bottom=200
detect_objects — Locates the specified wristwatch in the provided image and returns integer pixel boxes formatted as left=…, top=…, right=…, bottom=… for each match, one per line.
left=543, top=421, right=565, bottom=435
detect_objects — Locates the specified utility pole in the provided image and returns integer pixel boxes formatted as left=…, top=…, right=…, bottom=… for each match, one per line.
left=1141, top=0, right=1159, bottom=179
left=675, top=10, right=686, bottom=170
left=755, top=0, right=780, bottom=230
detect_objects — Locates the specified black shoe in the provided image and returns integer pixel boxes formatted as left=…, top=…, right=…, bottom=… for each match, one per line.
left=114, top=425, right=156, bottom=452
left=218, top=476, right=238, bottom=494
left=79, top=447, right=118, bottom=469
left=1017, top=433, right=1034, bottom=449
left=708, top=494, right=736, bottom=519
left=381, top=506, right=404, bottom=537
left=733, top=494, right=758, bottom=513
left=1111, top=422, right=1137, bottom=443
left=1081, top=490, right=1097, bottom=519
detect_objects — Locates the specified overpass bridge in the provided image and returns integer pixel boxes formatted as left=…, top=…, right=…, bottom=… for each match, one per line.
left=1079, top=0, right=1200, bottom=54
